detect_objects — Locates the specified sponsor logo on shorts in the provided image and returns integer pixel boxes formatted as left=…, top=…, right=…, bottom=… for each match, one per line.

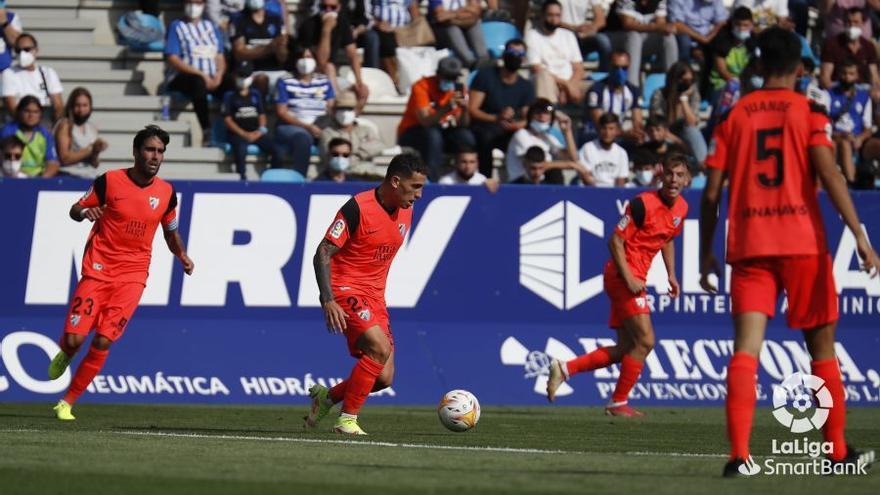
left=69, top=314, right=81, bottom=327
left=358, top=309, right=371, bottom=321
left=617, top=215, right=630, bottom=231
left=330, top=219, right=345, bottom=239
left=149, top=196, right=160, bottom=210
left=92, top=263, right=103, bottom=271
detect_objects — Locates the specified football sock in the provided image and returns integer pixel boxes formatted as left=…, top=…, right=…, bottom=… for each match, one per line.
left=811, top=358, right=847, bottom=461
left=329, top=380, right=347, bottom=404
left=63, top=347, right=109, bottom=405
left=611, top=354, right=644, bottom=404
left=726, top=352, right=758, bottom=461
left=566, top=347, right=615, bottom=378
left=341, top=356, right=384, bottom=416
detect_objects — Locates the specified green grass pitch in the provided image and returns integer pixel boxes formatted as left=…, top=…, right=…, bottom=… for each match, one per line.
left=1, top=403, right=878, bottom=494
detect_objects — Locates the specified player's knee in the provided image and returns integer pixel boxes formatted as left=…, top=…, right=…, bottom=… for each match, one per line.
left=633, top=334, right=655, bottom=355
left=374, top=372, right=394, bottom=390
left=64, top=333, right=85, bottom=352
left=91, top=335, right=113, bottom=351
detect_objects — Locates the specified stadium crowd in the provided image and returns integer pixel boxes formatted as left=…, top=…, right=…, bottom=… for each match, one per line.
left=1, top=0, right=880, bottom=189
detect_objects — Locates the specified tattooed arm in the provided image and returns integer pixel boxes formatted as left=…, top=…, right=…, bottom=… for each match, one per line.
left=314, top=238, right=347, bottom=333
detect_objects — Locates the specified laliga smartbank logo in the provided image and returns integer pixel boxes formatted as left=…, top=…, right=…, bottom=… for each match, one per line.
left=738, top=372, right=870, bottom=477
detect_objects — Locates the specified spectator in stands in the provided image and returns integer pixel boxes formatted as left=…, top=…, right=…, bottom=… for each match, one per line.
left=428, top=0, right=489, bottom=69
left=639, top=114, right=690, bottom=159
left=822, top=0, right=874, bottom=40
left=828, top=59, right=873, bottom=184
left=604, top=0, right=678, bottom=88
left=231, top=0, right=289, bottom=98
left=2, top=33, right=63, bottom=123
left=275, top=48, right=336, bottom=177
left=165, top=0, right=230, bottom=145
left=559, top=0, right=611, bottom=71
left=319, top=90, right=386, bottom=174
left=649, top=61, right=706, bottom=165
left=626, top=150, right=662, bottom=187
left=397, top=57, right=475, bottom=180
left=54, top=88, right=108, bottom=179
left=298, top=0, right=369, bottom=110
left=855, top=135, right=880, bottom=189
left=315, top=137, right=353, bottom=182
left=0, top=5, right=22, bottom=74
left=223, top=61, right=283, bottom=180
left=505, top=98, right=586, bottom=183
left=370, top=0, right=422, bottom=90
left=576, top=112, right=629, bottom=187
left=510, top=146, right=552, bottom=184
left=468, top=39, right=535, bottom=179
left=346, top=0, right=380, bottom=69
left=1, top=136, right=26, bottom=178
left=526, top=0, right=586, bottom=104
left=709, top=7, right=755, bottom=96
left=734, top=0, right=792, bottom=30
left=438, top=147, right=501, bottom=191
left=583, top=50, right=645, bottom=145
left=0, top=96, right=59, bottom=177
left=819, top=8, right=880, bottom=100
left=668, top=0, right=727, bottom=64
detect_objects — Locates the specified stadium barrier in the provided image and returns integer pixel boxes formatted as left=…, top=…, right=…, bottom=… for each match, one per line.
left=1, top=180, right=878, bottom=406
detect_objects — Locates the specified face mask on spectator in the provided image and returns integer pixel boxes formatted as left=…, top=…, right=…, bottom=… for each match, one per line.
left=749, top=75, right=764, bottom=90
left=297, top=57, right=317, bottom=75
left=839, top=79, right=855, bottom=90
left=2, top=157, right=22, bottom=176
left=608, top=67, right=627, bottom=86
left=73, top=112, right=91, bottom=126
left=529, top=120, right=551, bottom=134
left=677, top=80, right=692, bottom=93
left=503, top=52, right=523, bottom=72
left=636, top=169, right=654, bottom=185
left=236, top=76, right=253, bottom=90
left=247, top=0, right=265, bottom=10
left=439, top=80, right=456, bottom=92
left=336, top=109, right=357, bottom=126
left=847, top=26, right=863, bottom=40
left=329, top=155, right=350, bottom=172
left=17, top=50, right=35, bottom=68
left=185, top=2, right=205, bottom=19
left=734, top=29, right=751, bottom=41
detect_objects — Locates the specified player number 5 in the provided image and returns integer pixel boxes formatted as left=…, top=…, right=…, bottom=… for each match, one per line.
left=756, top=127, right=783, bottom=188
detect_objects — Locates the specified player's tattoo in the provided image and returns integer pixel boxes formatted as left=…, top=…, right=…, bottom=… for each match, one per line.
left=314, top=239, right=341, bottom=305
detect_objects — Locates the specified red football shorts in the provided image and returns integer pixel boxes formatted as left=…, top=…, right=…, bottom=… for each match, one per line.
left=62, top=277, right=146, bottom=341
left=604, top=267, right=650, bottom=329
left=731, top=254, right=838, bottom=329
left=334, top=291, right=394, bottom=358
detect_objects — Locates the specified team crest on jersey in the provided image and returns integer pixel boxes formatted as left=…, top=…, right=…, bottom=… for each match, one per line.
left=398, top=224, right=406, bottom=237
left=617, top=215, right=630, bottom=231
left=149, top=196, right=160, bottom=210
left=358, top=309, right=372, bottom=321
left=69, top=314, right=81, bottom=327
left=92, top=262, right=103, bottom=271
left=330, top=219, right=345, bottom=239
left=673, top=216, right=681, bottom=228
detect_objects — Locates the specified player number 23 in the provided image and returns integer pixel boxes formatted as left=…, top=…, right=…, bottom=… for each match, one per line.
left=756, top=127, right=783, bottom=188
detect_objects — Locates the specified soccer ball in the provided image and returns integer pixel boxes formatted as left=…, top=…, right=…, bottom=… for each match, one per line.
left=438, top=389, right=480, bottom=432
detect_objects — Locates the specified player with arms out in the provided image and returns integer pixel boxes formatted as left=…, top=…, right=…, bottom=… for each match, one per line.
left=305, top=154, right=428, bottom=435
left=47, top=125, right=195, bottom=420
left=546, top=154, right=690, bottom=417
left=700, top=27, right=880, bottom=477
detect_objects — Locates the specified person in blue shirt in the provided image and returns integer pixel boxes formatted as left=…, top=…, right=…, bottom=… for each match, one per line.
left=0, top=4, right=23, bottom=74
left=0, top=95, right=59, bottom=177
left=828, top=58, right=873, bottom=184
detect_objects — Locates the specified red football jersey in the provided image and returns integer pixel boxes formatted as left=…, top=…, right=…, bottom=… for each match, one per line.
left=706, top=88, right=833, bottom=262
left=606, top=190, right=688, bottom=281
left=324, top=189, right=413, bottom=299
left=78, top=169, right=177, bottom=284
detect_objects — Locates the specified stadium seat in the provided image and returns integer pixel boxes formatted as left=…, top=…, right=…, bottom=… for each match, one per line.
left=589, top=71, right=608, bottom=81
left=261, top=169, right=306, bottom=183
left=482, top=22, right=522, bottom=59
left=641, top=73, right=666, bottom=109
left=341, top=67, right=398, bottom=99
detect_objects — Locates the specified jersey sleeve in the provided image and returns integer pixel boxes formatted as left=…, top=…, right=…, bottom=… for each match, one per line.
left=808, top=103, right=833, bottom=149
left=324, top=197, right=360, bottom=248
left=705, top=114, right=730, bottom=171
left=78, top=174, right=107, bottom=208
left=614, top=197, right=646, bottom=241
left=165, top=20, right=182, bottom=57
left=162, top=186, right=179, bottom=231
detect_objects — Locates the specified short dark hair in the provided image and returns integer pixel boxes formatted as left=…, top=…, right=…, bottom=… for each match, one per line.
left=541, top=0, right=561, bottom=12
left=645, top=115, right=667, bottom=129
left=1, top=135, right=24, bottom=151
left=732, top=6, right=753, bottom=23
left=840, top=57, right=859, bottom=70
left=456, top=146, right=478, bottom=157
left=524, top=146, right=546, bottom=164
left=526, top=98, right=555, bottom=123
left=663, top=152, right=690, bottom=172
left=133, top=125, right=170, bottom=150
left=847, top=7, right=864, bottom=19
left=15, top=95, right=42, bottom=122
left=385, top=152, right=429, bottom=180
left=757, top=27, right=802, bottom=78
left=15, top=32, right=37, bottom=49
left=598, top=112, right=620, bottom=127
left=504, top=38, right=526, bottom=51
left=327, top=137, right=352, bottom=150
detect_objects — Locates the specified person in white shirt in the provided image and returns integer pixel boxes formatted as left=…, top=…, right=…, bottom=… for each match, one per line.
left=506, top=98, right=587, bottom=182
left=2, top=33, right=64, bottom=123
left=559, top=0, right=612, bottom=70
left=525, top=0, right=586, bottom=104
left=439, top=148, right=500, bottom=191
left=577, top=112, right=629, bottom=187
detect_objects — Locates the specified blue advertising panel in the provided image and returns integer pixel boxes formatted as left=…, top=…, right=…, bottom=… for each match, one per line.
left=0, top=179, right=878, bottom=405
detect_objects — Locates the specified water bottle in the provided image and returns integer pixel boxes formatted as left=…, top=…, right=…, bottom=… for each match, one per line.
left=159, top=95, right=170, bottom=121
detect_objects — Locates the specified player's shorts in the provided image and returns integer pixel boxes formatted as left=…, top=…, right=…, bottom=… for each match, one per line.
left=604, top=267, right=650, bottom=329
left=731, top=254, right=838, bottom=329
left=334, top=291, right=394, bottom=358
left=62, top=277, right=145, bottom=341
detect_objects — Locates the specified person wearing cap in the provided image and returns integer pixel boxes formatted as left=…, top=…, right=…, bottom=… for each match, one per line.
left=230, top=0, right=289, bottom=98
left=397, top=56, right=476, bottom=179
left=315, top=136, right=353, bottom=182
left=468, top=38, right=535, bottom=179
left=319, top=89, right=385, bottom=175
left=223, top=60, right=283, bottom=180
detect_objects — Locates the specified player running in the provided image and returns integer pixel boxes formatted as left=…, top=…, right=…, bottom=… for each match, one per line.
left=47, top=125, right=195, bottom=420
left=305, top=154, right=428, bottom=435
left=700, top=28, right=880, bottom=477
left=546, top=153, right=690, bottom=417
